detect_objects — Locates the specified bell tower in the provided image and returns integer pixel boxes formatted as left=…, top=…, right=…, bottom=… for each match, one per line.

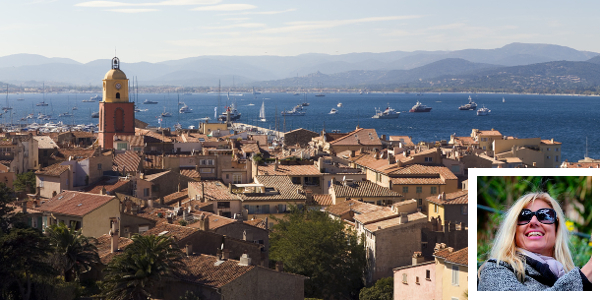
left=98, top=57, right=135, bottom=149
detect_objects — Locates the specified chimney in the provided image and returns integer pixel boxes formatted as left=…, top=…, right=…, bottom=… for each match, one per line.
left=239, top=252, right=252, bottom=266
left=228, top=183, right=232, bottom=193
left=273, top=158, right=279, bottom=171
left=533, top=162, right=537, bottom=167
left=216, top=248, right=222, bottom=259
left=399, top=212, right=408, bottom=224
left=185, top=243, right=193, bottom=256
left=125, top=201, right=132, bottom=213
left=438, top=192, right=446, bottom=201
left=265, top=217, right=269, bottom=230
left=167, top=215, right=173, bottom=224
left=159, top=197, right=165, bottom=206
left=110, top=217, right=119, bottom=253
left=276, top=261, right=284, bottom=272
left=201, top=214, right=209, bottom=231
left=36, top=186, right=41, bottom=199
left=412, top=252, right=424, bottom=265
left=350, top=150, right=355, bottom=157
left=222, top=249, right=230, bottom=260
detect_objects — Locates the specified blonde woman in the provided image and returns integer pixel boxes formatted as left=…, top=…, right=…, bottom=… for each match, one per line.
left=478, top=192, right=592, bottom=291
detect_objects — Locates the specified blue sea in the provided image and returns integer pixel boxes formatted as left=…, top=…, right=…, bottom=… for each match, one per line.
left=4, top=92, right=599, bottom=163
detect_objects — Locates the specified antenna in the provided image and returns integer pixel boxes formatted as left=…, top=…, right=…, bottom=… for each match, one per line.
left=586, top=137, right=589, bottom=158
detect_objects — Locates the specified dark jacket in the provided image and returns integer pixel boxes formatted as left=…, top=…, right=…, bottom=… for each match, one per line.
left=478, top=256, right=592, bottom=291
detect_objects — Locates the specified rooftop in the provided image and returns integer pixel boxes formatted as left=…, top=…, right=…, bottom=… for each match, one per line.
left=36, top=191, right=116, bottom=217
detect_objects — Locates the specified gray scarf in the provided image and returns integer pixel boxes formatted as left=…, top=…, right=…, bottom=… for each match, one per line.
left=517, top=248, right=566, bottom=278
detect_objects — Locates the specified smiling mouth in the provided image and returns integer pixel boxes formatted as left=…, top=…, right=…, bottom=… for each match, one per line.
left=526, top=232, right=544, bottom=239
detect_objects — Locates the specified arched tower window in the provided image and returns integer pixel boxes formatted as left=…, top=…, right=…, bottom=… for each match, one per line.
left=116, top=92, right=120, bottom=99
left=115, top=108, right=125, bottom=132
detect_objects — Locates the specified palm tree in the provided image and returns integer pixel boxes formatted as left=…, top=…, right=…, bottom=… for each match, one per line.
left=46, top=223, right=100, bottom=282
left=101, top=234, right=186, bottom=300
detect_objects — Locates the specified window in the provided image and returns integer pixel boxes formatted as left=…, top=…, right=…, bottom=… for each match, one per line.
left=461, top=205, right=468, bottom=215
left=277, top=204, right=286, bottom=213
left=482, top=137, right=487, bottom=142
left=426, top=269, right=431, bottom=280
left=117, top=142, right=128, bottom=150
left=98, top=164, right=102, bottom=170
left=143, top=188, right=149, bottom=197
left=555, top=148, right=559, bottom=152
left=452, top=265, right=459, bottom=285
left=402, top=186, right=409, bottom=193
left=217, top=202, right=230, bottom=209
left=482, top=146, right=486, bottom=150
left=424, top=157, right=433, bottom=162
left=226, top=174, right=229, bottom=179
left=416, top=186, right=422, bottom=193
left=555, top=156, right=559, bottom=162
left=434, top=204, right=439, bottom=213
left=201, top=168, right=213, bottom=173
left=152, top=185, right=159, bottom=192
left=417, top=199, right=422, bottom=207
left=39, top=177, right=44, bottom=188
left=376, top=173, right=381, bottom=182
left=291, top=177, right=301, bottom=184
left=430, top=187, right=437, bottom=194
left=415, top=276, right=420, bottom=284
left=547, top=156, right=550, bottom=159
left=233, top=174, right=242, bottom=184
left=402, top=273, right=407, bottom=284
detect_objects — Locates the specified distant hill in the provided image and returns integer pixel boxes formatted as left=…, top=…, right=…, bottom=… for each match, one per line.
left=402, top=61, right=600, bottom=94
left=0, top=43, right=598, bottom=89
left=587, top=56, right=600, bottom=64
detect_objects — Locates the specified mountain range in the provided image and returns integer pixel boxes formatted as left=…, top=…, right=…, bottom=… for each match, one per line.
left=0, top=43, right=599, bottom=93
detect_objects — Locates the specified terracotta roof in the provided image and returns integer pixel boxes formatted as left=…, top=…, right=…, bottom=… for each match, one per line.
left=330, top=128, right=383, bottom=147
left=71, top=131, right=95, bottom=138
left=241, top=176, right=307, bottom=202
left=55, top=148, right=98, bottom=162
left=326, top=199, right=383, bottom=217
left=434, top=247, right=468, bottom=266
left=541, top=139, right=562, bottom=145
left=331, top=180, right=402, bottom=198
left=561, top=162, right=600, bottom=168
left=189, top=181, right=240, bottom=201
left=241, top=143, right=260, bottom=154
left=354, top=206, right=399, bottom=224
left=113, top=151, right=141, bottom=172
left=388, top=164, right=457, bottom=179
left=143, top=154, right=163, bottom=169
left=479, top=130, right=502, bottom=136
left=388, top=135, right=414, bottom=147
left=426, top=190, right=468, bottom=206
left=187, top=211, right=237, bottom=230
left=144, top=170, right=171, bottom=181
left=257, top=164, right=321, bottom=176
left=33, top=136, right=59, bottom=149
left=142, top=222, right=199, bottom=241
left=163, top=189, right=189, bottom=205
left=0, top=160, right=12, bottom=167
left=95, top=234, right=133, bottom=264
left=453, top=136, right=478, bottom=146
left=35, top=162, right=69, bottom=176
left=179, top=254, right=254, bottom=288
left=363, top=211, right=427, bottom=231
left=84, top=178, right=131, bottom=194
left=135, top=128, right=174, bottom=143
left=114, top=135, right=145, bottom=147
left=244, top=218, right=267, bottom=229
left=36, top=191, right=116, bottom=217
left=313, top=194, right=333, bottom=206
left=181, top=168, right=201, bottom=178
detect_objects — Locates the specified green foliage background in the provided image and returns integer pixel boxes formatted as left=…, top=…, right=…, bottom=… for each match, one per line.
left=477, top=176, right=592, bottom=267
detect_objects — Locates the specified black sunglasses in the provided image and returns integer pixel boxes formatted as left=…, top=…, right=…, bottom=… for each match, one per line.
left=517, top=208, right=557, bottom=225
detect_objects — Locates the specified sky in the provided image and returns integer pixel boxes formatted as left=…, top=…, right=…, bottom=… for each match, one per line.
left=2, top=0, right=600, bottom=63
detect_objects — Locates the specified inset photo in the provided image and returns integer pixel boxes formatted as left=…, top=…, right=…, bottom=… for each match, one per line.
left=474, top=174, right=592, bottom=292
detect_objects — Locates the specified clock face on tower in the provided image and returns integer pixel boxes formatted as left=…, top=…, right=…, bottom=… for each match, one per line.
left=115, top=83, right=122, bottom=90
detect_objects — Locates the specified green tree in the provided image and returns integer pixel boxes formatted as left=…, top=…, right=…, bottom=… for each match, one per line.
left=0, top=227, right=56, bottom=300
left=359, top=277, right=393, bottom=300
left=0, top=182, right=17, bottom=234
left=46, top=223, right=100, bottom=282
left=179, top=290, right=202, bottom=300
left=100, top=234, right=186, bottom=300
left=270, top=207, right=366, bottom=300
left=13, top=171, right=36, bottom=194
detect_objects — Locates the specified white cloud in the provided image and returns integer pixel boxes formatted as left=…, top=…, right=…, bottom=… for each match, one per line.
left=222, top=8, right=296, bottom=15
left=201, top=23, right=266, bottom=30
left=191, top=4, right=256, bottom=11
left=258, top=15, right=422, bottom=34
left=76, top=0, right=220, bottom=7
left=107, top=8, right=159, bottom=13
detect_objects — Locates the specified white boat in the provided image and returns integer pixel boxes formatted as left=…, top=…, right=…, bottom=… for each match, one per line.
left=337, top=103, right=342, bottom=107
left=72, top=106, right=78, bottom=110
left=161, top=107, right=172, bottom=117
left=91, top=111, right=99, bottom=118
left=90, top=94, right=101, bottom=101
left=179, top=103, right=193, bottom=113
left=36, top=101, right=49, bottom=106
left=329, top=108, right=338, bottom=114
left=59, top=112, right=73, bottom=117
left=502, top=97, right=506, bottom=103
left=258, top=101, right=266, bottom=122
left=477, top=105, right=491, bottom=116
left=372, top=106, right=400, bottom=119
left=143, top=99, right=158, bottom=104
left=174, top=123, right=182, bottom=130
left=281, top=106, right=305, bottom=116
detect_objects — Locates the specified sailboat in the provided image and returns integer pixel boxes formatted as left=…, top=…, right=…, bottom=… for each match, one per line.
left=3, top=85, right=11, bottom=111
left=259, top=101, right=266, bottom=122
left=161, top=107, right=172, bottom=117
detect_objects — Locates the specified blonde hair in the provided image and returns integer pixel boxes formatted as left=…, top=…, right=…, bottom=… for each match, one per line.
left=478, top=192, right=574, bottom=282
